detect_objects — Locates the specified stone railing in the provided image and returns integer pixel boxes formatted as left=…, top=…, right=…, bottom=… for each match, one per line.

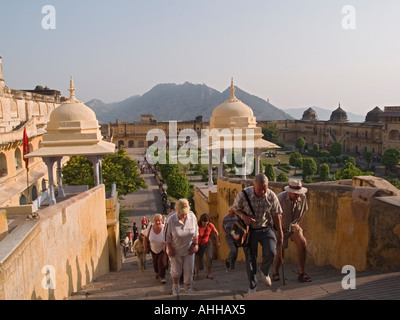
left=0, top=185, right=110, bottom=300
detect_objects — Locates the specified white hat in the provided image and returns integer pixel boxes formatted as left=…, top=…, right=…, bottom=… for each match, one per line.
left=284, top=179, right=308, bottom=194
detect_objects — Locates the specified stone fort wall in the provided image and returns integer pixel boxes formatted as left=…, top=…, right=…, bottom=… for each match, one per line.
left=0, top=185, right=109, bottom=300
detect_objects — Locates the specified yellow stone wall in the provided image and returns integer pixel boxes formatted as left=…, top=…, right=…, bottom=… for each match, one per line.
left=0, top=210, right=7, bottom=241
left=0, top=185, right=110, bottom=300
left=194, top=177, right=400, bottom=271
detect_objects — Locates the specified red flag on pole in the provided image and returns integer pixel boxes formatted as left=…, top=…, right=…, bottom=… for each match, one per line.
left=23, top=126, right=29, bottom=172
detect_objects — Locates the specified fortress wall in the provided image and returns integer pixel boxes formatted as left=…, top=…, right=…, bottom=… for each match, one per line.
left=0, top=185, right=109, bottom=300
left=195, top=177, right=400, bottom=271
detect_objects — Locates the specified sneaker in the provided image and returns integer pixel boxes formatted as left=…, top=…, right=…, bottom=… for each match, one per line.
left=247, top=286, right=257, bottom=294
left=184, top=286, right=193, bottom=293
left=172, top=284, right=180, bottom=296
left=160, top=278, right=167, bottom=284
left=225, top=260, right=230, bottom=269
left=259, top=267, right=272, bottom=286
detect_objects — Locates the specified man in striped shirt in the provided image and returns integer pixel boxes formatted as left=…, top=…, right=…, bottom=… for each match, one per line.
left=232, top=174, right=284, bottom=293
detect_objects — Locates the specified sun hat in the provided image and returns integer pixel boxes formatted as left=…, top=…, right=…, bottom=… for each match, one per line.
left=284, top=179, right=308, bottom=194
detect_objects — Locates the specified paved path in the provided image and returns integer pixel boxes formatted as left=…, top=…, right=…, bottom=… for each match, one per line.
left=69, top=165, right=400, bottom=301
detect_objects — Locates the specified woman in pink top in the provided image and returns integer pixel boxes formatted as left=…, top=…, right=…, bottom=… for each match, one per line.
left=194, top=213, right=220, bottom=279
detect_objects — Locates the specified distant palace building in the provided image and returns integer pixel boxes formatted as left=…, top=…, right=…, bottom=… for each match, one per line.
left=260, top=104, right=400, bottom=155
left=101, top=103, right=400, bottom=157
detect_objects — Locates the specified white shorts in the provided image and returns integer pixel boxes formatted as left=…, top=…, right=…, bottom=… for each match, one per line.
left=169, top=254, right=195, bottom=285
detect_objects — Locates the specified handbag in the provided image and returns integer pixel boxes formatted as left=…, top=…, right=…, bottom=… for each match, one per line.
left=143, top=224, right=152, bottom=254
left=231, top=189, right=255, bottom=247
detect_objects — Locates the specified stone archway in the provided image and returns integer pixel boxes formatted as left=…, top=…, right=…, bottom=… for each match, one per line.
left=32, top=186, right=38, bottom=201
left=0, top=152, right=7, bottom=177
left=14, top=148, right=22, bottom=169
left=19, top=194, right=27, bottom=205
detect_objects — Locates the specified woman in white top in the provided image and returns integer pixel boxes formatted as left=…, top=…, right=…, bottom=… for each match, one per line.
left=164, top=199, right=199, bottom=295
left=144, top=213, right=168, bottom=284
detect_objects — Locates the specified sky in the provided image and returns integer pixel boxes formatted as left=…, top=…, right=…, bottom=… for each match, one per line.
left=1, top=0, right=400, bottom=116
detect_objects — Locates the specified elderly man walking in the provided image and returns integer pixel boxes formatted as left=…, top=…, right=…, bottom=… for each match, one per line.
left=273, top=179, right=311, bottom=283
left=232, top=173, right=284, bottom=293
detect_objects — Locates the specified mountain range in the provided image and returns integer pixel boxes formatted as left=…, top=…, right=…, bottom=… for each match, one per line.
left=282, top=106, right=365, bottom=122
left=85, top=82, right=294, bottom=123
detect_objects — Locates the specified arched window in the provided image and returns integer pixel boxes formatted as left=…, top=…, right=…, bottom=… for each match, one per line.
left=41, top=179, right=47, bottom=191
left=32, top=186, right=38, bottom=201
left=10, top=100, right=18, bottom=118
left=0, top=152, right=7, bottom=177
left=389, top=130, right=400, bottom=140
left=138, top=140, right=144, bottom=148
left=19, top=194, right=27, bottom=205
left=15, top=148, right=22, bottom=169
left=118, top=140, right=124, bottom=147
left=128, top=140, right=134, bottom=148
left=33, top=102, right=40, bottom=116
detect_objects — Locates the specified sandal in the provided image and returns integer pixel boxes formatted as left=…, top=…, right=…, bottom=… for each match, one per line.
left=298, top=273, right=312, bottom=283
left=272, top=273, right=280, bottom=282
left=206, top=275, right=214, bottom=280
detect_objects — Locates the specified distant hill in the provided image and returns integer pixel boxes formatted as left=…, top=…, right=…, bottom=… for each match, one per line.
left=283, top=106, right=365, bottom=122
left=86, top=82, right=293, bottom=123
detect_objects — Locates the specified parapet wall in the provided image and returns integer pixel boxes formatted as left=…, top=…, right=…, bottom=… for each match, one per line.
left=211, top=177, right=400, bottom=271
left=0, top=185, right=110, bottom=300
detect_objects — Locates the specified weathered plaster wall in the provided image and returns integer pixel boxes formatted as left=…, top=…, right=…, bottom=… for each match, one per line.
left=0, top=185, right=109, bottom=300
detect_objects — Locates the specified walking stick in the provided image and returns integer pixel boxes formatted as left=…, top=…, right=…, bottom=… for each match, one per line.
left=280, top=246, right=286, bottom=286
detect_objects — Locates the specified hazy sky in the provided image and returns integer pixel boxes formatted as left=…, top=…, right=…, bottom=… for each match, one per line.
left=1, top=0, right=400, bottom=115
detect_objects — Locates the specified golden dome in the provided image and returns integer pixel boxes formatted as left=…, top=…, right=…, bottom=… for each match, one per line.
left=49, top=102, right=97, bottom=123
left=210, top=78, right=256, bottom=128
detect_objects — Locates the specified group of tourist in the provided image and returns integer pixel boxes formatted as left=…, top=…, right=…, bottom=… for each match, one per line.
left=130, top=173, right=311, bottom=295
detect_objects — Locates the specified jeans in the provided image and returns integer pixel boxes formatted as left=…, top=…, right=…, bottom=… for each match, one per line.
left=243, top=225, right=277, bottom=289
left=225, top=235, right=238, bottom=268
left=195, top=240, right=213, bottom=270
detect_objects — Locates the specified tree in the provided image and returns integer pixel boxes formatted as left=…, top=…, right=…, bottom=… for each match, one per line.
left=329, top=141, right=343, bottom=157
left=312, top=143, right=320, bottom=156
left=302, top=158, right=317, bottom=181
left=262, top=124, right=280, bottom=143
left=160, top=163, right=180, bottom=181
left=381, top=148, right=400, bottom=171
left=277, top=172, right=289, bottom=182
left=319, top=163, right=330, bottom=181
left=62, top=148, right=146, bottom=195
left=289, top=152, right=303, bottom=174
left=334, top=161, right=373, bottom=180
left=295, top=137, right=305, bottom=153
left=365, top=151, right=373, bottom=169
left=166, top=172, right=190, bottom=199
left=62, top=155, right=95, bottom=188
left=264, top=164, right=276, bottom=182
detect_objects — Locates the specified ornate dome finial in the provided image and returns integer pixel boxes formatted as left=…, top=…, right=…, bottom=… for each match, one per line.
left=67, top=77, right=81, bottom=103
left=228, top=77, right=239, bottom=102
